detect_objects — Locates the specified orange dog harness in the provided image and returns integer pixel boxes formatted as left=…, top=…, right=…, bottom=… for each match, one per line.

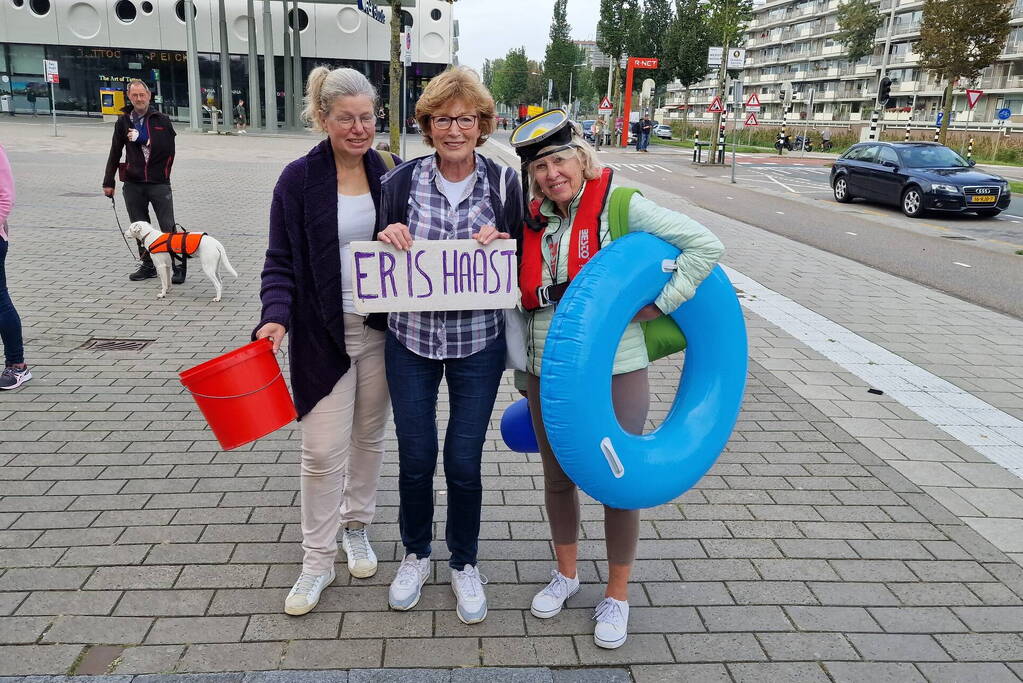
left=148, top=231, right=205, bottom=256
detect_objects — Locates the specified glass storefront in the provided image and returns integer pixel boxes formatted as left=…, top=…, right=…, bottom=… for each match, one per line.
left=0, top=41, right=444, bottom=125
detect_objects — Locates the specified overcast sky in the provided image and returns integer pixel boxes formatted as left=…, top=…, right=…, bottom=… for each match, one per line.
left=454, top=0, right=602, bottom=73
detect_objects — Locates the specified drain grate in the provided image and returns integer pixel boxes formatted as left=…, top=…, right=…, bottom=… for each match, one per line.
left=78, top=338, right=155, bottom=351
left=941, top=234, right=975, bottom=241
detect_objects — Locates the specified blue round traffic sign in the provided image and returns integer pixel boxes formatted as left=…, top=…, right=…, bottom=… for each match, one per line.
left=997, top=108, right=1012, bottom=121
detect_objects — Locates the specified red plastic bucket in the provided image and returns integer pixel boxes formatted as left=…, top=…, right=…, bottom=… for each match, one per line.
left=179, top=338, right=297, bottom=450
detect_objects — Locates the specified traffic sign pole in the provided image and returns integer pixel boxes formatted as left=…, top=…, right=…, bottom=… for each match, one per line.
left=43, top=59, right=59, bottom=137
left=731, top=79, right=741, bottom=184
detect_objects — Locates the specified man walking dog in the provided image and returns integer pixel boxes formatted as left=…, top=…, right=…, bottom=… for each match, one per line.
left=102, top=79, right=186, bottom=284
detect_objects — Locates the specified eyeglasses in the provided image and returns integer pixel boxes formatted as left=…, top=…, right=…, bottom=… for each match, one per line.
left=431, top=115, right=478, bottom=130
left=333, top=114, right=377, bottom=128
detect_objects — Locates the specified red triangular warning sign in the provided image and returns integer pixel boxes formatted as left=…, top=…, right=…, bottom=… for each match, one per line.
left=744, top=112, right=759, bottom=127
left=706, top=96, right=725, bottom=114
left=966, top=89, right=983, bottom=109
left=745, top=92, right=761, bottom=109
left=598, top=96, right=613, bottom=110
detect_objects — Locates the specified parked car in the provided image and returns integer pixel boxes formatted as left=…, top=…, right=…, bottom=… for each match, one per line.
left=830, top=141, right=1011, bottom=218
left=654, top=124, right=672, bottom=140
left=581, top=119, right=596, bottom=143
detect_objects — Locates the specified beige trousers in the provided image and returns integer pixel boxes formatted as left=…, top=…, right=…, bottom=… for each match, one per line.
left=299, top=314, right=389, bottom=574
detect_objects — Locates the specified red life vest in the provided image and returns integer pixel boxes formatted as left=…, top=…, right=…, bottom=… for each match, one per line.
left=519, top=166, right=613, bottom=311
left=148, top=232, right=205, bottom=256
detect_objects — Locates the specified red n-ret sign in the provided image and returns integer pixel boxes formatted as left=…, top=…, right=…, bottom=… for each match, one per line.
left=629, top=57, right=659, bottom=69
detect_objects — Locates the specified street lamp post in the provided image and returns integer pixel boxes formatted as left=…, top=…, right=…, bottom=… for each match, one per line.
left=565, top=62, right=585, bottom=119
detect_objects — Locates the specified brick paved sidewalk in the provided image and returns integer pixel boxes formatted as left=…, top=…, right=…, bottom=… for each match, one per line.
left=1, top=120, right=1022, bottom=681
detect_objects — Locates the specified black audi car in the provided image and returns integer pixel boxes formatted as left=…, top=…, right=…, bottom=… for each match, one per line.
left=830, top=141, right=1011, bottom=218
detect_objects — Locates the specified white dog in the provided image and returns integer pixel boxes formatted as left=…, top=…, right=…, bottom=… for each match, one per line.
left=125, top=221, right=238, bottom=301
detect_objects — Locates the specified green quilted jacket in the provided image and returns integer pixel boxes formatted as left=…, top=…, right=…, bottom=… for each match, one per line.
left=523, top=188, right=725, bottom=377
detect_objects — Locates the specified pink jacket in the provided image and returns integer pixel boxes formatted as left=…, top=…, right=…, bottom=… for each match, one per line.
left=0, top=145, right=13, bottom=241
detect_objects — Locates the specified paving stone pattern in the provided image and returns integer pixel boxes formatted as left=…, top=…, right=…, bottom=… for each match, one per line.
left=1, top=121, right=1022, bottom=681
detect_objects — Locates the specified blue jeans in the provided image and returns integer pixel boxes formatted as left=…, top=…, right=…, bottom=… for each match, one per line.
left=385, top=332, right=506, bottom=570
left=0, top=239, right=24, bottom=366
left=638, top=132, right=650, bottom=150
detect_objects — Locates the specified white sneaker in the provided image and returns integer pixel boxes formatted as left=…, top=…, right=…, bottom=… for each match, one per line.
left=283, top=567, right=335, bottom=616
left=342, top=526, right=378, bottom=578
left=451, top=564, right=488, bottom=624
left=593, top=597, right=629, bottom=649
left=389, top=553, right=430, bottom=611
left=530, top=569, right=580, bottom=619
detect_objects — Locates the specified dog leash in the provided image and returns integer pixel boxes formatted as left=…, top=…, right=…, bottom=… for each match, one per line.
left=109, top=196, right=140, bottom=262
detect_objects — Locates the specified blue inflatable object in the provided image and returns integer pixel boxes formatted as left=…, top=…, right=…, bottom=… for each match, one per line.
left=540, top=231, right=747, bottom=510
left=501, top=397, right=539, bottom=453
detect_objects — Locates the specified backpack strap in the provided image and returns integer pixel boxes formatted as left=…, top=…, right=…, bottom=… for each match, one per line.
left=608, top=187, right=642, bottom=241
left=375, top=148, right=396, bottom=171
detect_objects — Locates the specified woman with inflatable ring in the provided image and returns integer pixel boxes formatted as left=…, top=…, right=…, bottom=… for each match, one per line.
left=510, top=110, right=724, bottom=649
left=254, top=67, right=401, bottom=617
left=376, top=67, right=523, bottom=625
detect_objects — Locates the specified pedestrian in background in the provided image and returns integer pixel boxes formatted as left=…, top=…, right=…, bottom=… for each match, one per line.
left=592, top=118, right=603, bottom=151
left=0, top=145, right=31, bottom=390
left=234, top=99, right=248, bottom=134
left=101, top=80, right=185, bottom=284
left=255, top=67, right=401, bottom=617
left=26, top=87, right=37, bottom=116
left=376, top=66, right=522, bottom=625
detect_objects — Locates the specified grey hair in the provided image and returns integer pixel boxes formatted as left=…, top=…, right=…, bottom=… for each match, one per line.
left=303, top=66, right=378, bottom=132
left=126, top=79, right=151, bottom=94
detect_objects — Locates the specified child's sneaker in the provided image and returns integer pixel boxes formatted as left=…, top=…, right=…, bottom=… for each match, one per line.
left=0, top=365, right=31, bottom=390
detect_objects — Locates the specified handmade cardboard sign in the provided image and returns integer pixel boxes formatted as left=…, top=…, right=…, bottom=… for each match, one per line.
left=350, top=239, right=519, bottom=313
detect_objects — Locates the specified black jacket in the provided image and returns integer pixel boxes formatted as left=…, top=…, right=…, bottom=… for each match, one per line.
left=102, top=106, right=177, bottom=187
left=253, top=141, right=400, bottom=419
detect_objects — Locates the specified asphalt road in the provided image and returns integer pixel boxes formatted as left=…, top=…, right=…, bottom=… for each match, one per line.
left=490, top=132, right=1023, bottom=320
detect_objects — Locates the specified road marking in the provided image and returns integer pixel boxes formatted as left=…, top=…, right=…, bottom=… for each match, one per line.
left=845, top=232, right=857, bottom=235
left=775, top=211, right=785, bottom=215
left=763, top=173, right=797, bottom=194
left=653, top=164, right=673, bottom=173
left=724, top=266, right=1023, bottom=478
left=954, top=262, right=973, bottom=268
left=726, top=196, right=734, bottom=200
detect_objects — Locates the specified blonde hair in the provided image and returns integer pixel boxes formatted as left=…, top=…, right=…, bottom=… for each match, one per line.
left=527, top=139, right=603, bottom=201
left=303, top=66, right=378, bottom=132
left=415, top=66, right=496, bottom=147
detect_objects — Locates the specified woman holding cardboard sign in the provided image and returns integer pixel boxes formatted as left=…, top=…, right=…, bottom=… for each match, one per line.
left=375, top=67, right=522, bottom=625
left=510, top=110, right=724, bottom=649
left=254, top=67, right=401, bottom=617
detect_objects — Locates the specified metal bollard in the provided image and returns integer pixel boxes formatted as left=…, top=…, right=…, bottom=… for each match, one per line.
left=933, top=126, right=940, bottom=143
left=692, top=130, right=700, bottom=163
left=718, top=122, right=726, bottom=163
left=967, top=137, right=974, bottom=160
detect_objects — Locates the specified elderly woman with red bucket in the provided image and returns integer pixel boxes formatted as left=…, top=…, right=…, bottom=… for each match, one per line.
left=250, top=67, right=401, bottom=616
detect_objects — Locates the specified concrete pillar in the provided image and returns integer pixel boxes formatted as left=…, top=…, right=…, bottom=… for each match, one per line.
left=217, top=0, right=232, bottom=125
left=262, top=0, right=277, bottom=130
left=246, top=0, right=261, bottom=129
left=292, top=0, right=303, bottom=127
left=184, top=0, right=201, bottom=131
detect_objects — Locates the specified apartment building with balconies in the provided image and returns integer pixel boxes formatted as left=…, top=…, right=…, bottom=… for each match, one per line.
left=661, top=0, right=1023, bottom=126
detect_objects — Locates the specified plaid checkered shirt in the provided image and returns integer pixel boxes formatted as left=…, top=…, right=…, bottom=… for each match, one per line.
left=388, top=153, right=504, bottom=360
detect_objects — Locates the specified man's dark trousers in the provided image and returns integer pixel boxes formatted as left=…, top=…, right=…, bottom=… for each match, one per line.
left=122, top=181, right=183, bottom=273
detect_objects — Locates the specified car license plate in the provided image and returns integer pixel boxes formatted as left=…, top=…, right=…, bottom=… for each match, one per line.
left=970, top=195, right=996, bottom=203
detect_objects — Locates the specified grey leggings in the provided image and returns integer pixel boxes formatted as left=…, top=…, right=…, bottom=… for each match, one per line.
left=526, top=370, right=647, bottom=566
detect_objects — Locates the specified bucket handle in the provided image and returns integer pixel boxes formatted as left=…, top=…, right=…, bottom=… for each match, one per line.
left=186, top=345, right=287, bottom=400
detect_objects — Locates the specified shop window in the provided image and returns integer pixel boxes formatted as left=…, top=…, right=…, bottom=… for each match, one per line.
left=141, top=0, right=153, bottom=13
left=10, top=44, right=45, bottom=72
left=28, top=0, right=48, bottom=15
left=115, top=0, right=137, bottom=23
left=175, top=0, right=197, bottom=22
left=288, top=7, right=308, bottom=31
left=430, top=8, right=441, bottom=20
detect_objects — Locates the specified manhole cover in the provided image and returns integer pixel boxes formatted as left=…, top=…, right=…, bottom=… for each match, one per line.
left=77, top=338, right=155, bottom=351
left=60, top=192, right=97, bottom=197
left=941, top=234, right=975, bottom=241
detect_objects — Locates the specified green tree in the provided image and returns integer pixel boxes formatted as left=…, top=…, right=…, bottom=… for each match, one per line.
left=835, top=0, right=883, bottom=63
left=482, top=58, right=495, bottom=91
left=491, top=47, right=530, bottom=107
left=918, top=0, right=1012, bottom=144
left=703, top=0, right=753, bottom=161
left=663, top=0, right=712, bottom=134
left=634, top=0, right=674, bottom=76
left=544, top=0, right=579, bottom=103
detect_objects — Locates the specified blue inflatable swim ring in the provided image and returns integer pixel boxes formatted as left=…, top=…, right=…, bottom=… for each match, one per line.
left=540, top=231, right=747, bottom=510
